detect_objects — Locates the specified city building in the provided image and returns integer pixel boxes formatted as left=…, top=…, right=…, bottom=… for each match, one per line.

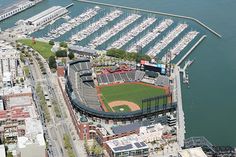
left=0, top=144, right=6, bottom=157
left=178, top=147, right=207, bottom=157
left=0, top=87, right=36, bottom=143
left=0, top=40, right=20, bottom=80
left=16, top=118, right=46, bottom=157
left=2, top=72, right=13, bottom=88
left=105, top=134, right=149, bottom=157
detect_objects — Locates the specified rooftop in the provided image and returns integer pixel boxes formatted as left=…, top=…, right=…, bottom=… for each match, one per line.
left=0, top=144, right=6, bottom=157
left=178, top=147, right=207, bottom=157
left=69, top=44, right=97, bottom=55
left=112, top=123, right=141, bottom=135
left=0, top=86, right=32, bottom=97
left=25, top=6, right=64, bottom=23
left=106, top=134, right=148, bottom=153
left=8, top=95, right=33, bottom=108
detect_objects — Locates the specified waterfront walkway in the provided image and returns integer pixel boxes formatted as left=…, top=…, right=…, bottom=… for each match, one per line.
left=173, top=66, right=185, bottom=147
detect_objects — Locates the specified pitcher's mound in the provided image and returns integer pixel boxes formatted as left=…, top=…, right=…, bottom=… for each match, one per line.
left=109, top=101, right=140, bottom=112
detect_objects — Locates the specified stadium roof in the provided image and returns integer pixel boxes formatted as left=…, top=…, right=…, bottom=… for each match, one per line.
left=68, top=45, right=97, bottom=55
left=112, top=123, right=141, bottom=135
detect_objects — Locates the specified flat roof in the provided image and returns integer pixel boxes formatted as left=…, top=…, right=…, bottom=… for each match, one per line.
left=106, top=134, right=148, bottom=153
left=69, top=45, right=97, bottom=55
left=0, top=86, right=32, bottom=97
left=0, top=145, right=6, bottom=157
left=8, top=96, right=32, bottom=108
left=112, top=123, right=141, bottom=135
left=26, top=6, right=63, bottom=23
left=179, top=147, right=207, bottom=157
left=0, top=0, right=30, bottom=15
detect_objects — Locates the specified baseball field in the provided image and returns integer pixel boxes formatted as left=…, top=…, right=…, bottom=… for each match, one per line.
left=99, top=83, right=167, bottom=112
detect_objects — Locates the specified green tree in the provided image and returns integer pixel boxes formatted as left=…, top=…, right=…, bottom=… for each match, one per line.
left=56, top=50, right=67, bottom=57
left=49, top=56, right=57, bottom=69
left=7, top=152, right=13, bottom=157
left=68, top=52, right=75, bottom=60
left=49, top=40, right=55, bottom=45
left=60, top=42, right=68, bottom=48
left=20, top=78, right=24, bottom=83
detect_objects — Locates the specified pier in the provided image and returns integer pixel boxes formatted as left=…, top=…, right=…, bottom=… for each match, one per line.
left=176, top=35, right=206, bottom=66
left=179, top=60, right=194, bottom=84
left=65, top=3, right=74, bottom=8
left=77, top=0, right=222, bottom=38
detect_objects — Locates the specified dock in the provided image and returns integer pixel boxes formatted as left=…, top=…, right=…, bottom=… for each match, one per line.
left=77, top=0, right=222, bottom=38
left=65, top=3, right=74, bottom=8
left=176, top=35, right=206, bottom=66
left=179, top=60, right=194, bottom=84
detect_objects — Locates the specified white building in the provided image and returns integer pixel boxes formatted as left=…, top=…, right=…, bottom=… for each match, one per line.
left=178, top=147, right=207, bottom=157
left=24, top=6, right=68, bottom=27
left=2, top=72, right=13, bottom=87
left=0, top=97, right=3, bottom=111
left=106, top=134, right=149, bottom=157
left=0, top=144, right=6, bottom=157
left=0, top=41, right=20, bottom=80
left=0, top=0, right=43, bottom=22
left=16, top=118, right=46, bottom=157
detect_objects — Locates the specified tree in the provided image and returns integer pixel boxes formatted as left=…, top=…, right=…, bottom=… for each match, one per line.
left=49, top=56, right=57, bottom=69
left=60, top=42, right=67, bottom=48
left=68, top=52, right=74, bottom=60
left=55, top=50, right=67, bottom=57
left=20, top=78, right=24, bottom=83
left=7, top=152, right=13, bottom=157
left=49, top=40, right=55, bottom=45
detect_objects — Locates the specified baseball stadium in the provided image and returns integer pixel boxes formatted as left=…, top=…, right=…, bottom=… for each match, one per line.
left=65, top=58, right=177, bottom=121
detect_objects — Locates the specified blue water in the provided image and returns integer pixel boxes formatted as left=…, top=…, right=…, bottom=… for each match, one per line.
left=1, top=0, right=236, bottom=146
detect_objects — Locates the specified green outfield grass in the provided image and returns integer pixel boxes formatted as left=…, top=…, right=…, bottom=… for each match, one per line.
left=18, top=39, right=54, bottom=59
left=112, top=105, right=131, bottom=112
left=100, top=83, right=166, bottom=111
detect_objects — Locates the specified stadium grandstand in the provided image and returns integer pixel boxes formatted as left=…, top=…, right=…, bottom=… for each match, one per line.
left=68, top=58, right=101, bottom=110
left=65, top=58, right=176, bottom=120
left=97, top=70, right=145, bottom=85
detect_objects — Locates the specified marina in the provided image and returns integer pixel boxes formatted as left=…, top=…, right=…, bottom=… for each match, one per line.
left=46, top=6, right=101, bottom=40
left=162, top=31, right=199, bottom=64
left=77, top=0, right=222, bottom=38
left=70, top=9, right=123, bottom=43
left=0, top=0, right=43, bottom=22
left=107, top=17, right=156, bottom=50
left=127, top=19, right=173, bottom=52
left=176, top=35, right=206, bottom=66
left=88, top=13, right=141, bottom=49
left=147, top=23, right=188, bottom=57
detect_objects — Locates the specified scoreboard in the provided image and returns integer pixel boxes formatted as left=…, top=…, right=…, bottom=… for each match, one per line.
left=140, top=60, right=166, bottom=75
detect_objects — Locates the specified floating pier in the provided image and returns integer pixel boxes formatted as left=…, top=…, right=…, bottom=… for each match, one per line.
left=65, top=3, right=74, bottom=8
left=77, top=0, right=222, bottom=38
left=180, top=60, right=194, bottom=84
left=176, top=35, right=206, bottom=66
